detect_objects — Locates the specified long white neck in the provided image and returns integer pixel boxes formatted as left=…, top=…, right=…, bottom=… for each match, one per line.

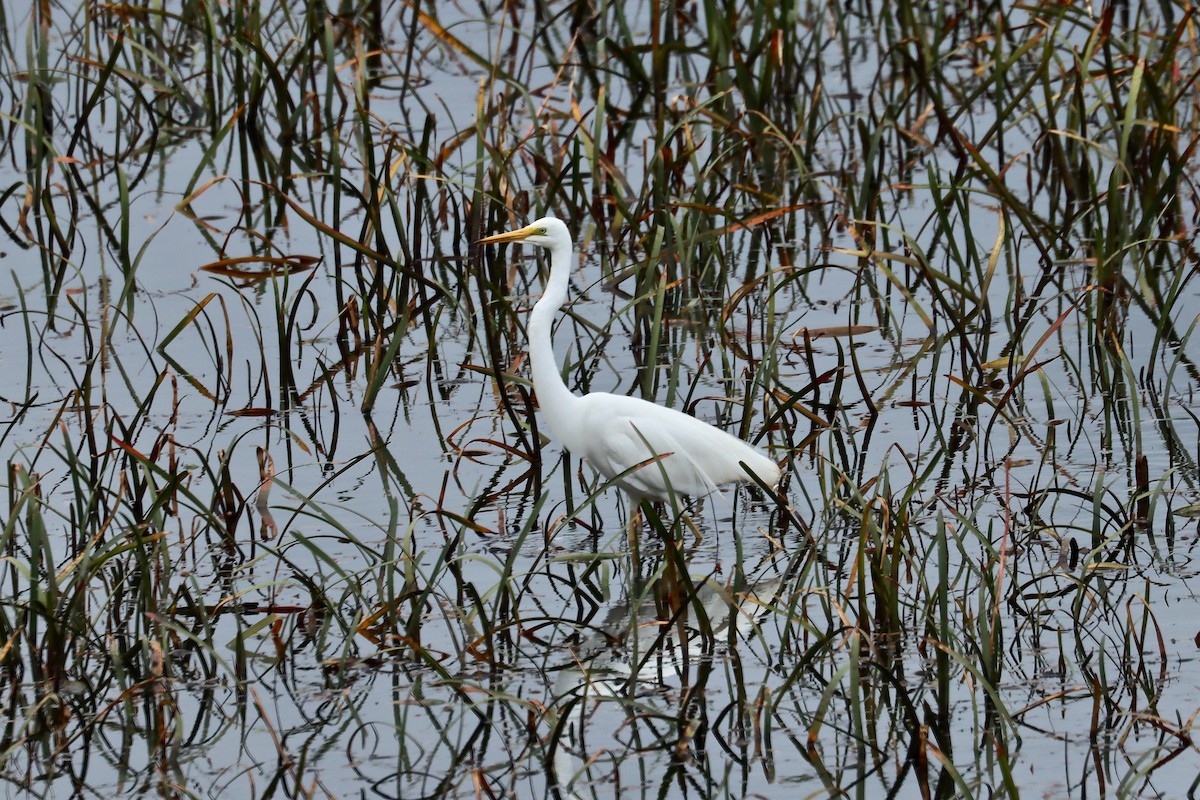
left=527, top=236, right=582, bottom=447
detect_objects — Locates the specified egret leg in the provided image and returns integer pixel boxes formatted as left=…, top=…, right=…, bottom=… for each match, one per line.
left=625, top=493, right=643, bottom=551
left=683, top=510, right=703, bottom=545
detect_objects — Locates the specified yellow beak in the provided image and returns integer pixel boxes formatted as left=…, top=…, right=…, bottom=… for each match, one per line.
left=478, top=225, right=537, bottom=245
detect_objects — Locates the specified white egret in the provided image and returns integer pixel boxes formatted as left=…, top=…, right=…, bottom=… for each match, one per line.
left=479, top=216, right=780, bottom=512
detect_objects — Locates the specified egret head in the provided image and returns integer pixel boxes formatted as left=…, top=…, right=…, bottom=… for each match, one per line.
left=478, top=216, right=570, bottom=251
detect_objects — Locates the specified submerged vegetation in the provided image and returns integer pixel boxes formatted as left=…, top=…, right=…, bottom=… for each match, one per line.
left=0, top=0, right=1197, bottom=796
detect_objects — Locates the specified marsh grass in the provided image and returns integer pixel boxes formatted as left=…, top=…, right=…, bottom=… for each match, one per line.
left=0, top=0, right=1196, bottom=797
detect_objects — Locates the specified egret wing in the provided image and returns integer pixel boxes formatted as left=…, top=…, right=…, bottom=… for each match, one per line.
left=586, top=413, right=720, bottom=500
left=573, top=392, right=778, bottom=501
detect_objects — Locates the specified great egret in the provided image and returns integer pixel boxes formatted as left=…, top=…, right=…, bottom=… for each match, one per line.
left=479, top=216, right=780, bottom=511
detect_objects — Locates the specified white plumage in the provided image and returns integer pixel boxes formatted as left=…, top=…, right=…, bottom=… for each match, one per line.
left=479, top=216, right=780, bottom=507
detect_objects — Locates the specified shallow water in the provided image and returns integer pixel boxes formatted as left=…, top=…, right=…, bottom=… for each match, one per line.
left=0, top=1, right=1197, bottom=798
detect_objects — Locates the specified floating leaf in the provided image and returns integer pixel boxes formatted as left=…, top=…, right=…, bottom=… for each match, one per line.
left=227, top=407, right=277, bottom=417
left=980, top=354, right=1025, bottom=371
left=792, top=325, right=880, bottom=340
left=199, top=254, right=320, bottom=281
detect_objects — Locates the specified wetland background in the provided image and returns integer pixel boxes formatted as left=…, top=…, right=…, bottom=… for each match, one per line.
left=1, top=0, right=1199, bottom=797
